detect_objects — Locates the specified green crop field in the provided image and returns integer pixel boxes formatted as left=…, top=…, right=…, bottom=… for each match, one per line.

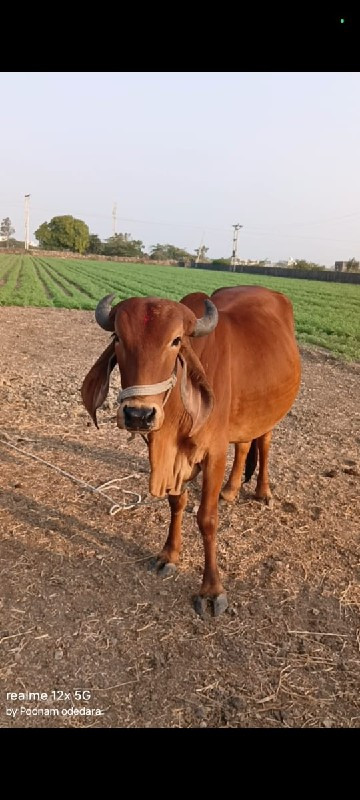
left=0, top=253, right=359, bottom=361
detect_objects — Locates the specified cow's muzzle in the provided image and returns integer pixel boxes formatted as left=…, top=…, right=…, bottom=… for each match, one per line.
left=117, top=370, right=177, bottom=433
left=123, top=405, right=156, bottom=431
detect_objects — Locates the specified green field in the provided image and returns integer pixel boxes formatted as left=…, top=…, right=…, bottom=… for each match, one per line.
left=0, top=254, right=359, bottom=361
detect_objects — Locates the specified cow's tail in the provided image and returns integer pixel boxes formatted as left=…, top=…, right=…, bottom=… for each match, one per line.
left=244, top=439, right=258, bottom=483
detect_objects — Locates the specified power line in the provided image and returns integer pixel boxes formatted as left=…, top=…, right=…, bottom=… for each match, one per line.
left=3, top=192, right=360, bottom=233
left=2, top=196, right=360, bottom=246
left=251, top=210, right=360, bottom=229
left=2, top=186, right=360, bottom=232
left=1, top=202, right=232, bottom=233
left=241, top=229, right=360, bottom=244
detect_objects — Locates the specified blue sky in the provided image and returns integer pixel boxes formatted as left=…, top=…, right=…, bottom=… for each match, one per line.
left=1, top=72, right=359, bottom=265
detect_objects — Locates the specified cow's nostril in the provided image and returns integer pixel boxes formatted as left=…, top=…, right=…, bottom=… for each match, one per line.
left=124, top=406, right=156, bottom=427
left=144, top=407, right=156, bottom=422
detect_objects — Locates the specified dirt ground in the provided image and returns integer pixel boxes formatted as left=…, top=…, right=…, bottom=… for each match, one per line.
left=0, top=306, right=359, bottom=729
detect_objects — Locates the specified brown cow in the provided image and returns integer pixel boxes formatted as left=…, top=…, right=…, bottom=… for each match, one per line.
left=81, top=286, right=301, bottom=616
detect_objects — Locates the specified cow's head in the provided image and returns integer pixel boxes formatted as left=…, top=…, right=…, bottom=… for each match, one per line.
left=81, top=294, right=218, bottom=437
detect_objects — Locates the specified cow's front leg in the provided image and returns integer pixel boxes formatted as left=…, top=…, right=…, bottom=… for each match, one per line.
left=194, top=452, right=228, bottom=617
left=153, top=490, right=188, bottom=577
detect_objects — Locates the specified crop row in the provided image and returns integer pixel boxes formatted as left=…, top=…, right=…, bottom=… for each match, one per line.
left=0, top=254, right=359, bottom=359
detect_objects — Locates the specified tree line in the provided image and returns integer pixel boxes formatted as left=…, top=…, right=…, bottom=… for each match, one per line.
left=1, top=214, right=360, bottom=272
left=34, top=216, right=201, bottom=261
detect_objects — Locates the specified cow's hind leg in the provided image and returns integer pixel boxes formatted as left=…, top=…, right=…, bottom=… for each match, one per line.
left=255, top=431, right=273, bottom=506
left=194, top=451, right=228, bottom=618
left=152, top=490, right=188, bottom=577
left=221, top=441, right=251, bottom=502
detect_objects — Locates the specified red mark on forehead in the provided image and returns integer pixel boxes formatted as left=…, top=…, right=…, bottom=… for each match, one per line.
left=143, top=313, right=151, bottom=325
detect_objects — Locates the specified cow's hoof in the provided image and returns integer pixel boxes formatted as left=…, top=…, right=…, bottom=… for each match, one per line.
left=220, top=487, right=237, bottom=502
left=149, top=558, right=177, bottom=577
left=158, top=562, right=177, bottom=577
left=193, top=596, right=207, bottom=618
left=193, top=593, right=228, bottom=618
left=212, top=593, right=228, bottom=617
left=255, top=491, right=273, bottom=507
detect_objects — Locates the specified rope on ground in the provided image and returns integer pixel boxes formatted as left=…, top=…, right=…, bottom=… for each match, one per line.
left=0, top=430, right=142, bottom=515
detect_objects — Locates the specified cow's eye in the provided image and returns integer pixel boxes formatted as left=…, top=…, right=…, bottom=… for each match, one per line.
left=171, top=337, right=182, bottom=347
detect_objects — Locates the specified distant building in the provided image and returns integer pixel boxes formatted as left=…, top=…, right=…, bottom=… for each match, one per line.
left=274, top=258, right=297, bottom=268
left=335, top=261, right=347, bottom=272
left=237, top=259, right=271, bottom=266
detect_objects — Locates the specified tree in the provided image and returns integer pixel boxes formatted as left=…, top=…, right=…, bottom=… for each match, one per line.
left=345, top=257, right=360, bottom=273
left=292, top=259, right=325, bottom=271
left=34, top=221, right=53, bottom=249
left=104, top=233, right=144, bottom=257
left=150, top=243, right=193, bottom=261
left=35, top=215, right=89, bottom=253
left=0, top=217, right=15, bottom=247
left=211, top=258, right=231, bottom=267
left=87, top=234, right=103, bottom=254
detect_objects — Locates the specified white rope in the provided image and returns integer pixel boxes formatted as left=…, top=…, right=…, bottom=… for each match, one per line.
left=118, top=369, right=177, bottom=404
left=0, top=431, right=142, bottom=515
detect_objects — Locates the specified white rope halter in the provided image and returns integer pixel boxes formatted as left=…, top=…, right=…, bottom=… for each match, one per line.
left=117, top=368, right=177, bottom=406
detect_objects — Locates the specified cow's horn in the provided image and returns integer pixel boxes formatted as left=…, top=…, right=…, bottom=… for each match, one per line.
left=191, top=299, right=219, bottom=338
left=95, top=293, right=116, bottom=331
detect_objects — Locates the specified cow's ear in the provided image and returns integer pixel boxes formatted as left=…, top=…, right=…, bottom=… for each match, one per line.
left=81, top=339, right=117, bottom=428
left=178, top=345, right=214, bottom=437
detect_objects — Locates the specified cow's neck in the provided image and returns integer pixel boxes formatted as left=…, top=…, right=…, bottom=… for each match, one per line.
left=147, top=401, right=199, bottom=498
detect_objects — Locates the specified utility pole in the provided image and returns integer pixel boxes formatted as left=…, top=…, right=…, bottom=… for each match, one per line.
left=112, top=202, right=117, bottom=236
left=231, top=223, right=243, bottom=271
left=195, top=230, right=205, bottom=265
left=24, top=194, right=30, bottom=251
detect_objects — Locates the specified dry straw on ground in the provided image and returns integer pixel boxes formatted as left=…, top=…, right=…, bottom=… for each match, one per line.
left=0, top=307, right=359, bottom=728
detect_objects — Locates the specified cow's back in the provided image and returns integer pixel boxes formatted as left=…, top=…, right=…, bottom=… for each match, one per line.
left=211, top=284, right=294, bottom=324
left=181, top=286, right=301, bottom=442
